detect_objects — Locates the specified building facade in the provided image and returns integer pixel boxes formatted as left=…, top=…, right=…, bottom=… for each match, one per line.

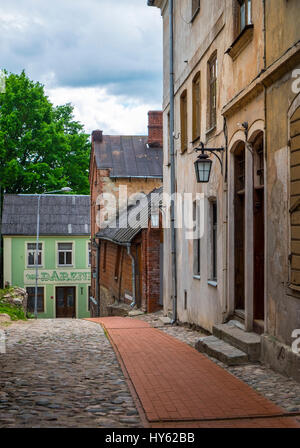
left=2, top=194, right=91, bottom=319
left=96, top=188, right=163, bottom=316
left=89, top=111, right=163, bottom=316
left=149, top=0, right=300, bottom=381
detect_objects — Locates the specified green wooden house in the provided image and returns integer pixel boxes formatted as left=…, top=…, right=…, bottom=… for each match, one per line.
left=1, top=194, right=91, bottom=318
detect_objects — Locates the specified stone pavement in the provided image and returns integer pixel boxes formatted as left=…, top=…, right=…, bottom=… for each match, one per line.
left=88, top=316, right=300, bottom=428
left=0, top=319, right=141, bottom=428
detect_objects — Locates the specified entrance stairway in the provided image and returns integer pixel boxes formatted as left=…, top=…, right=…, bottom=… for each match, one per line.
left=195, top=320, right=261, bottom=366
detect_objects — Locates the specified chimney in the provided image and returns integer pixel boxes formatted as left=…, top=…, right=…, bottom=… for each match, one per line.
left=92, top=130, right=103, bottom=143
left=148, top=111, right=163, bottom=148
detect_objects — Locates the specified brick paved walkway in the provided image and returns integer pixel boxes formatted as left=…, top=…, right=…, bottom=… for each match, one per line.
left=87, top=317, right=300, bottom=428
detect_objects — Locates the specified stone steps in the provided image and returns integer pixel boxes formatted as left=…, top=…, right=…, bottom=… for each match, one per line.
left=213, top=321, right=261, bottom=362
left=106, top=303, right=131, bottom=317
left=195, top=336, right=248, bottom=366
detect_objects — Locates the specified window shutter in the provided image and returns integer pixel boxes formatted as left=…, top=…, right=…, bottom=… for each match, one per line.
left=290, top=106, right=300, bottom=285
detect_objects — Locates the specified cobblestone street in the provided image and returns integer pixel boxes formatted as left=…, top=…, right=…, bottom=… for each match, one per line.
left=1, top=315, right=300, bottom=428
left=0, top=319, right=141, bottom=428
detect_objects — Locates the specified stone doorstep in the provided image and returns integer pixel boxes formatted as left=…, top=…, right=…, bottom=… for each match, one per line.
left=195, top=336, right=249, bottom=366
left=128, top=310, right=145, bottom=317
left=213, top=323, right=261, bottom=362
left=159, top=316, right=172, bottom=325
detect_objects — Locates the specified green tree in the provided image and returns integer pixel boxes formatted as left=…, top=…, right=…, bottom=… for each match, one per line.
left=0, top=71, right=90, bottom=195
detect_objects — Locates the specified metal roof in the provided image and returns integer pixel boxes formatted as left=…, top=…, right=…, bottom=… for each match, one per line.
left=96, top=187, right=162, bottom=244
left=94, top=135, right=163, bottom=178
left=1, top=194, right=90, bottom=236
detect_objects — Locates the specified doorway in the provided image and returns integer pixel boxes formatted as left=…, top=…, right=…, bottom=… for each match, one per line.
left=56, top=286, right=76, bottom=318
left=253, top=134, right=265, bottom=329
left=234, top=143, right=246, bottom=317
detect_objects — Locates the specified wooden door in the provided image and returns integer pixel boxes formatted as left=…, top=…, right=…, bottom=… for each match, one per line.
left=56, top=287, right=76, bottom=318
left=234, top=146, right=245, bottom=312
left=253, top=188, right=265, bottom=319
left=253, top=135, right=265, bottom=323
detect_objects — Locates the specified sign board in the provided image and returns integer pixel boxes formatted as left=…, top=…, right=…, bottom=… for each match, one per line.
left=24, top=269, right=91, bottom=285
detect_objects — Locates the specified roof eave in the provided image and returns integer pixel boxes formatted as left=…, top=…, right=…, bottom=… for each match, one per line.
left=147, top=0, right=163, bottom=8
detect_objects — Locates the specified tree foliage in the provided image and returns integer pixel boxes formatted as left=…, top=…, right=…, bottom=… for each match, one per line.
left=0, top=71, right=90, bottom=195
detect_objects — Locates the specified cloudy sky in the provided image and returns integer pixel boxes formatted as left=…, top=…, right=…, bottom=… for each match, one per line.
left=0, top=0, right=163, bottom=135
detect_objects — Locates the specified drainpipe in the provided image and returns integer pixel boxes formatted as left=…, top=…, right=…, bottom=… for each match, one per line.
left=169, top=0, right=177, bottom=324
left=127, top=244, right=136, bottom=308
left=93, top=238, right=101, bottom=317
left=222, top=117, right=229, bottom=319
left=97, top=239, right=101, bottom=317
left=262, top=0, right=268, bottom=335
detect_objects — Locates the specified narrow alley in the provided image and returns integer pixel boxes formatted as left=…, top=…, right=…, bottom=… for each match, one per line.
left=1, top=316, right=300, bottom=429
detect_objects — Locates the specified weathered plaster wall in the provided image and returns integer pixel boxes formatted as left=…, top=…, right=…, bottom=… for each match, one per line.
left=266, top=0, right=300, bottom=67
left=266, top=71, right=300, bottom=345
left=161, top=0, right=230, bottom=331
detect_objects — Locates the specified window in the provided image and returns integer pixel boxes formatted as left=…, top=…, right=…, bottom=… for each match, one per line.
left=26, top=287, right=44, bottom=313
left=114, top=246, right=121, bottom=280
left=191, top=0, right=200, bottom=20
left=212, top=202, right=217, bottom=281
left=180, top=90, right=188, bottom=152
left=289, top=106, right=300, bottom=286
left=88, top=242, right=91, bottom=267
left=208, top=54, right=217, bottom=130
left=193, top=201, right=201, bottom=276
left=166, top=111, right=171, bottom=166
left=88, top=286, right=91, bottom=311
left=27, top=243, right=42, bottom=267
left=237, top=0, right=252, bottom=34
left=58, top=242, right=73, bottom=266
left=103, top=242, right=107, bottom=272
left=192, top=72, right=201, bottom=141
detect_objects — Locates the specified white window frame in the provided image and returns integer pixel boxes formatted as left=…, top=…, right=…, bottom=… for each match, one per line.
left=26, top=241, right=43, bottom=268
left=57, top=241, right=73, bottom=267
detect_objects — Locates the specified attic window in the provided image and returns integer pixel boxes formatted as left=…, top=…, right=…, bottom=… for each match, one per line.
left=191, top=0, right=200, bottom=21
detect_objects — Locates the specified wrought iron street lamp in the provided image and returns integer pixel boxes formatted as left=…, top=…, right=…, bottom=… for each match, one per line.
left=194, top=142, right=225, bottom=183
left=34, top=187, right=72, bottom=319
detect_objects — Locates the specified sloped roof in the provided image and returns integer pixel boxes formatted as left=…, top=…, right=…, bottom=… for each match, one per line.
left=96, top=187, right=162, bottom=244
left=94, top=135, right=163, bottom=178
left=1, top=194, right=90, bottom=236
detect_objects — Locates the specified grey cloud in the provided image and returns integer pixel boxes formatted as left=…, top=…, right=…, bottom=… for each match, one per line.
left=0, top=0, right=162, bottom=103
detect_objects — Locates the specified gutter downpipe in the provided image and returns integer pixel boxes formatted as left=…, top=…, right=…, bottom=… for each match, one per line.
left=169, top=0, right=177, bottom=324
left=262, top=0, right=268, bottom=335
left=127, top=244, right=136, bottom=308
left=222, top=117, right=229, bottom=319
left=92, top=237, right=101, bottom=317
left=93, top=238, right=101, bottom=317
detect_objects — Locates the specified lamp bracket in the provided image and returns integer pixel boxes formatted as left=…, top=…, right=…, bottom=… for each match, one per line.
left=195, top=142, right=225, bottom=174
